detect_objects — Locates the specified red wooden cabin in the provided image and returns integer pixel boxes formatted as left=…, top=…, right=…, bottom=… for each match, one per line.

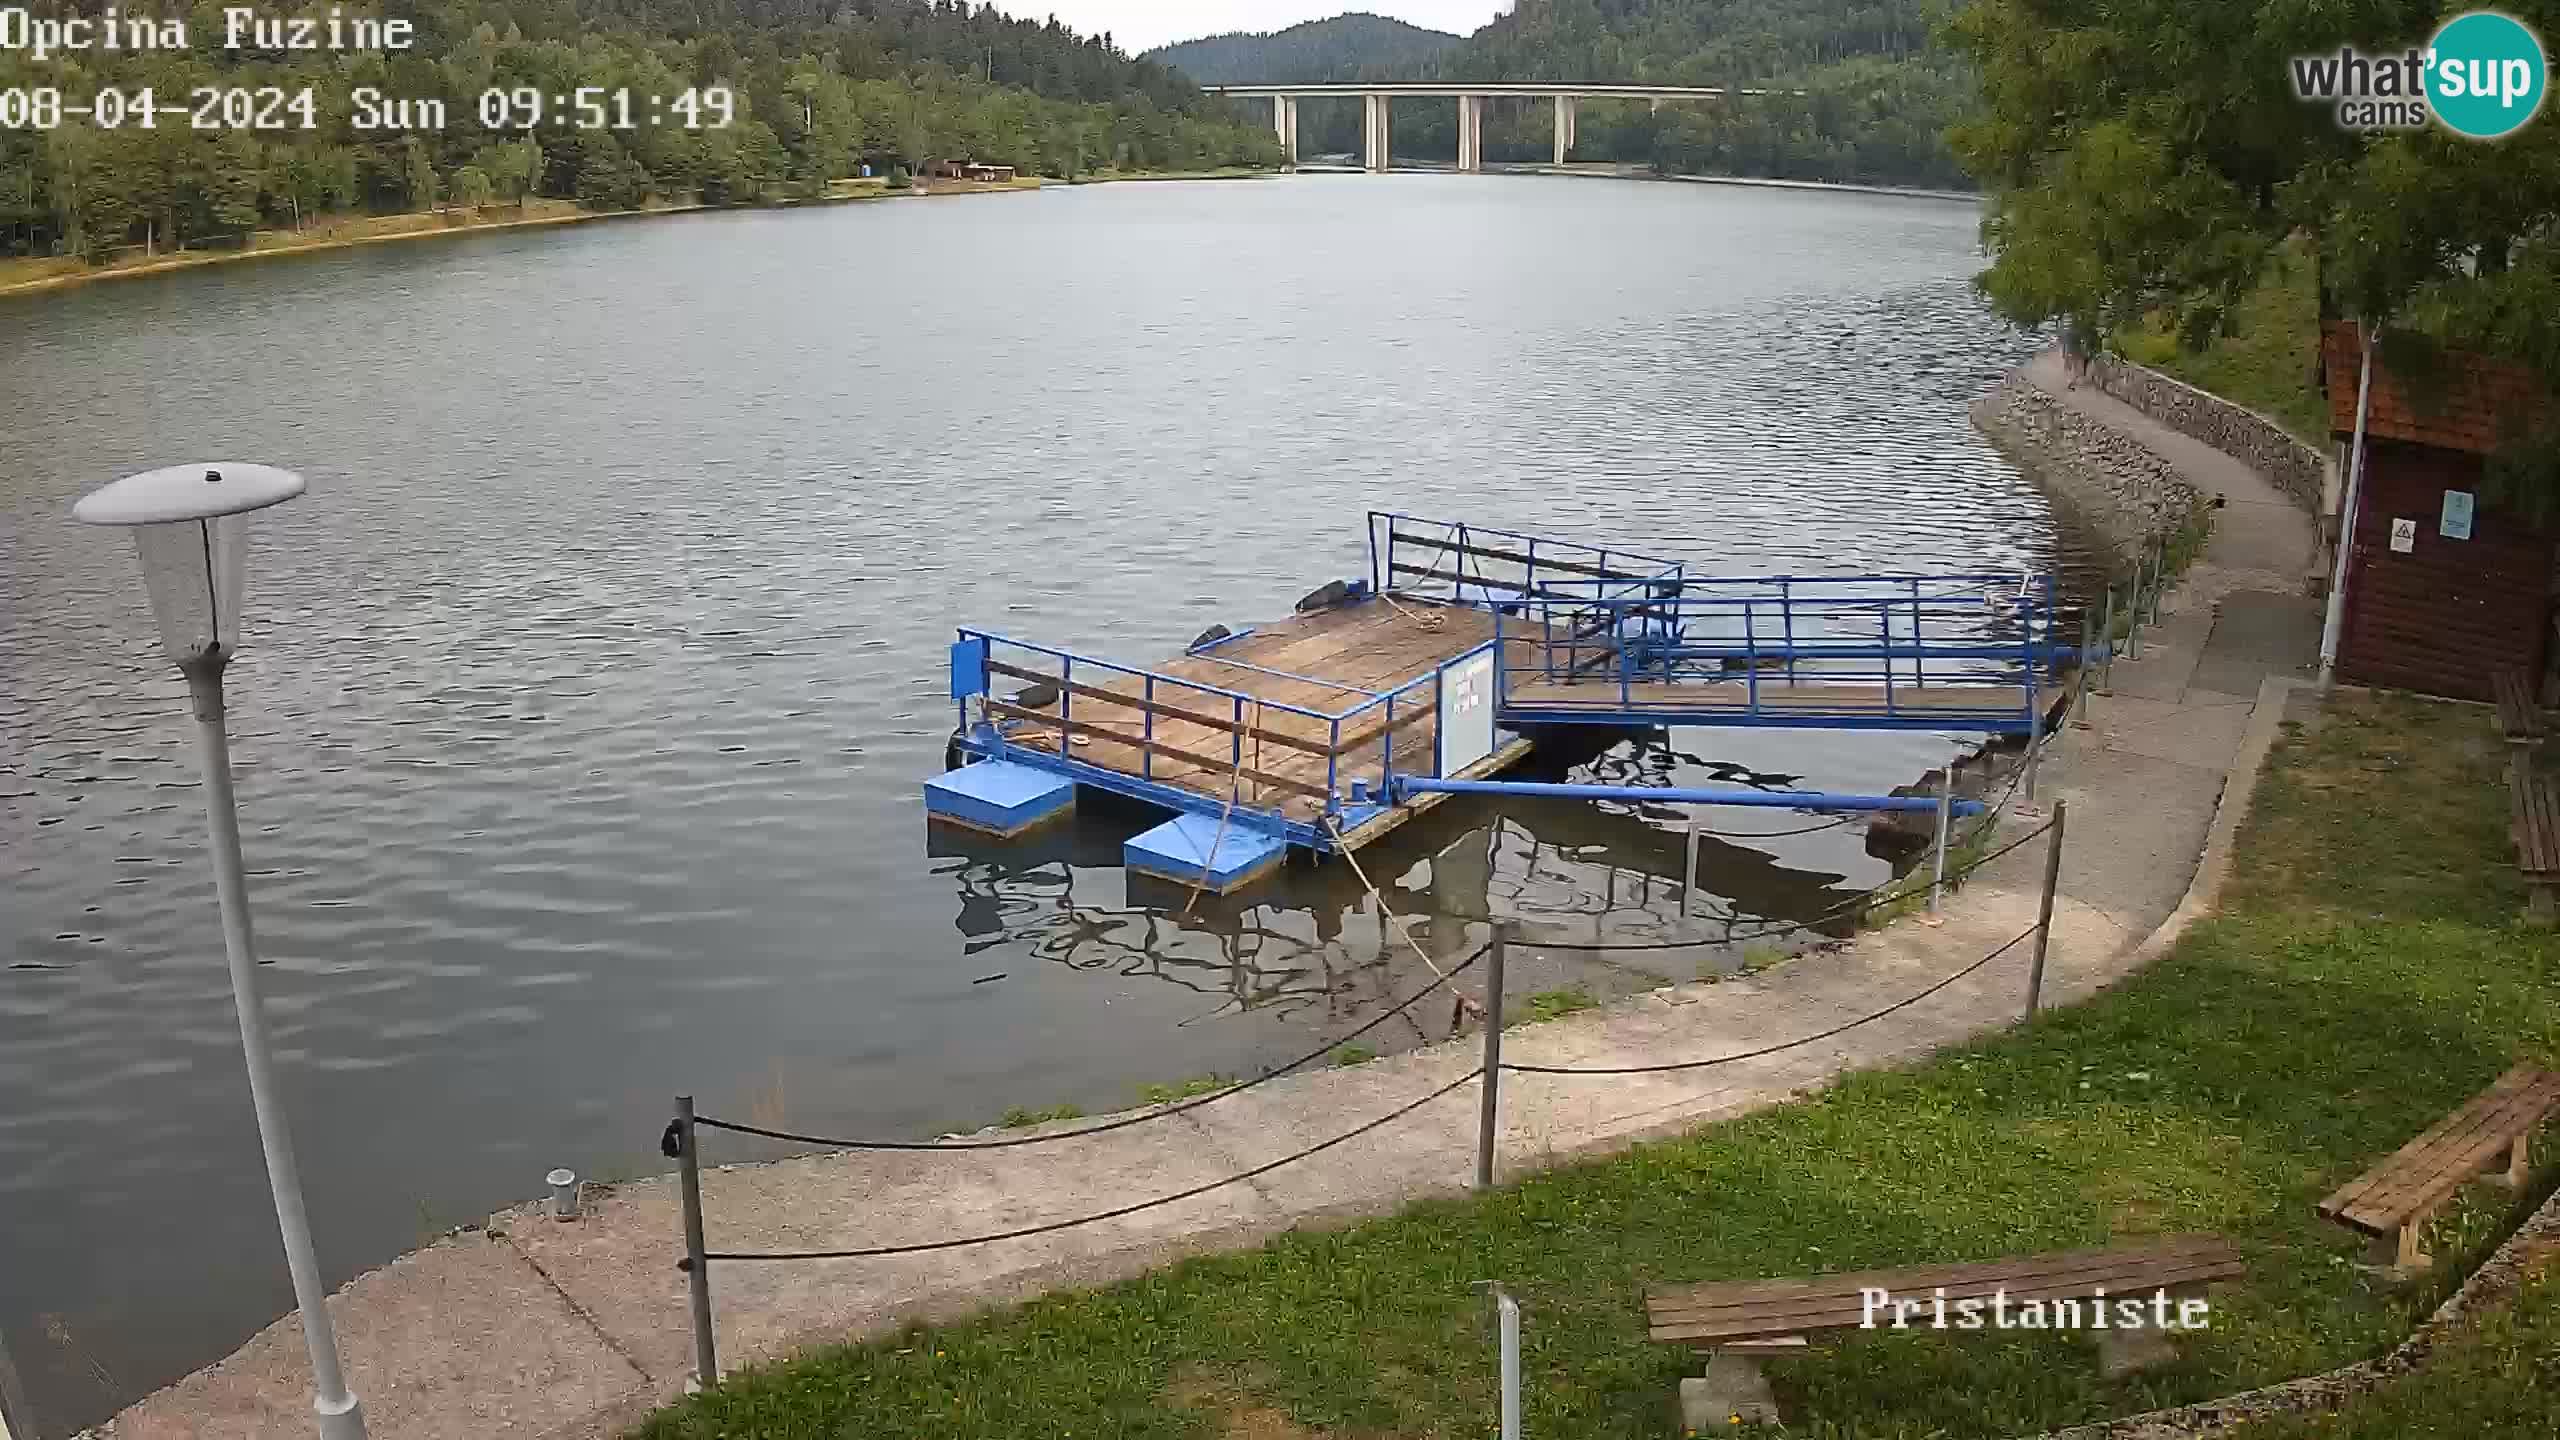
left=2323, top=323, right=2555, bottom=702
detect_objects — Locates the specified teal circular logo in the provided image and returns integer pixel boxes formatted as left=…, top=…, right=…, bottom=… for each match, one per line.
left=2430, top=12, right=2548, bottom=138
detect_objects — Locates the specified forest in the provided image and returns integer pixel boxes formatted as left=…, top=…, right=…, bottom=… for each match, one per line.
left=1144, top=13, right=1462, bottom=88
left=0, top=0, right=1285, bottom=262
left=1149, top=0, right=1975, bottom=190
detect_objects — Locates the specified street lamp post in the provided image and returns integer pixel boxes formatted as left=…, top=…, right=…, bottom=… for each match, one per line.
left=72, top=464, right=367, bottom=1440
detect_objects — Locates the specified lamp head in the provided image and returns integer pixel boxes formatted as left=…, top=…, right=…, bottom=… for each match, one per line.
left=71, top=463, right=305, bottom=666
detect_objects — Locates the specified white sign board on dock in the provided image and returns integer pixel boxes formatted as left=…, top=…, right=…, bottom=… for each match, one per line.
left=1439, top=649, right=1498, bottom=778
left=2390, top=517, right=2418, bottom=554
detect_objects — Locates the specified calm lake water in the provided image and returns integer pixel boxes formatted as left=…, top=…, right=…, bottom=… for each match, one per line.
left=0, top=174, right=2064, bottom=1428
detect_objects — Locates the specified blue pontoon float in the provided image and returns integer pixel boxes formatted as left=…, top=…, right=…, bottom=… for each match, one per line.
left=927, top=513, right=2073, bottom=891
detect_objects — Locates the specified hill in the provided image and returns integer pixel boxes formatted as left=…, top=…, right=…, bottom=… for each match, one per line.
left=1250, top=0, right=1974, bottom=189
left=0, top=0, right=1283, bottom=264
left=1146, top=13, right=1467, bottom=86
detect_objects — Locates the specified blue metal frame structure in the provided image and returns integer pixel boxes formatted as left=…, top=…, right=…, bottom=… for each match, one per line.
left=1489, top=572, right=2065, bottom=733
left=948, top=628, right=1502, bottom=852
left=1367, top=511, right=1685, bottom=610
left=945, top=515, right=2078, bottom=855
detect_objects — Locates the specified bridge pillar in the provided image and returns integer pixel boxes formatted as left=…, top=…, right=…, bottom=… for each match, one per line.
left=1457, top=94, right=1483, bottom=172
left=1272, top=95, right=1298, bottom=164
left=1552, top=94, right=1576, bottom=165
left=1364, top=92, right=1391, bottom=172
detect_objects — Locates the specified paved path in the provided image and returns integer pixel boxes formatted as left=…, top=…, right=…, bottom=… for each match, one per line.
left=91, top=350, right=2324, bottom=1440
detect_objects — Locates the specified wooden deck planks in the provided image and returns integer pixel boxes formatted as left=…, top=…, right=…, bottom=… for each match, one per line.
left=2319, top=1065, right=2560, bottom=1234
left=1645, top=1236, right=2243, bottom=1346
left=995, top=597, right=1501, bottom=821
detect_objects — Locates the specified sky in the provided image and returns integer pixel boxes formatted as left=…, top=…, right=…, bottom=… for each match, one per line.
left=1001, top=2, right=1512, bottom=55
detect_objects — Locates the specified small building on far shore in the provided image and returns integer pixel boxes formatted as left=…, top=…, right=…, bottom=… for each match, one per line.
left=919, top=159, right=1018, bottom=184
left=2322, top=322, right=2554, bottom=701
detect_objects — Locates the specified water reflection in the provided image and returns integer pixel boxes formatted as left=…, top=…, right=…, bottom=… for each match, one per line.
left=925, top=727, right=1905, bottom=1051
left=0, top=174, right=2059, bottom=1426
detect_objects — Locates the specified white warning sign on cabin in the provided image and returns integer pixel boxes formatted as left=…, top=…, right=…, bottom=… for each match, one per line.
left=1439, top=649, right=1498, bottom=778
left=2390, top=518, right=2418, bottom=554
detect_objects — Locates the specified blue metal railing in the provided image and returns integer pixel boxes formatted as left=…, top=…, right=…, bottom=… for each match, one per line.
left=1491, top=573, right=2063, bottom=731
left=1367, top=511, right=1684, bottom=612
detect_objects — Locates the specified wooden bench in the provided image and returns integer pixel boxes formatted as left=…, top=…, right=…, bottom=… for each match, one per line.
left=2511, top=779, right=2560, bottom=927
left=2319, top=1064, right=2560, bottom=1274
left=1645, top=1236, right=2243, bottom=1426
left=2492, top=670, right=2544, bottom=761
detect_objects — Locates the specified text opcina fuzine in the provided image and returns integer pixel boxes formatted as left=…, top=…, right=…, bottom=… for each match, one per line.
left=0, top=7, right=418, bottom=62
left=1860, top=1286, right=2212, bottom=1332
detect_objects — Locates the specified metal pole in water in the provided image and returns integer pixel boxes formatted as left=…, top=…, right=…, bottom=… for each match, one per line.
left=1498, top=1288, right=1522, bottom=1440
left=676, top=1095, right=718, bottom=1389
left=1925, top=766, right=1953, bottom=925
left=2072, top=608, right=2093, bottom=728
left=2025, top=800, right=2067, bottom=1018
left=1475, top=925, right=1508, bottom=1190
left=2126, top=553, right=2146, bottom=660
left=1682, top=809, right=1701, bottom=922
left=2020, top=677, right=2044, bottom=814
left=2095, top=584, right=2116, bottom=695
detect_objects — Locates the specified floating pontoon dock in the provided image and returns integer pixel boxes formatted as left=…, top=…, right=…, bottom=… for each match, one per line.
left=928, top=513, right=2072, bottom=891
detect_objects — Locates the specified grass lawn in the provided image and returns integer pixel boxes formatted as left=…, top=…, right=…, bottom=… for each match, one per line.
left=634, top=690, right=2560, bottom=1439
left=2115, top=240, right=2328, bottom=445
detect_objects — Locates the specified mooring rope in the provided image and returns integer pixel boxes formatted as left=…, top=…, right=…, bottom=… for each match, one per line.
left=1322, top=812, right=1482, bottom=1018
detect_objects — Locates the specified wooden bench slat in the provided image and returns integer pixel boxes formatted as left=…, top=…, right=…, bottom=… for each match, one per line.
left=2319, top=1066, right=2560, bottom=1233
left=1644, top=1236, right=2231, bottom=1319
left=1650, top=1256, right=2246, bottom=1336
left=2493, top=671, right=2544, bottom=740
left=2324, top=1067, right=2558, bottom=1221
left=2527, top=781, right=2560, bottom=873
left=1648, top=1255, right=2244, bottom=1345
left=2323, top=1069, right=2551, bottom=1222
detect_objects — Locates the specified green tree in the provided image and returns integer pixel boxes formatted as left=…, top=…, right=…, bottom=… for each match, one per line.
left=206, top=132, right=265, bottom=241
left=1947, top=0, right=2560, bottom=483
left=403, top=136, right=442, bottom=213
left=451, top=164, right=495, bottom=211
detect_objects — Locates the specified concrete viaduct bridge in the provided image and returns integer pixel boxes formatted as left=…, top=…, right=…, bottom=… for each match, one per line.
left=1202, top=82, right=1762, bottom=172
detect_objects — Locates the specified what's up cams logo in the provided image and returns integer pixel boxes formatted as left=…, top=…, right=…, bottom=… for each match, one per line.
left=2291, top=10, right=2549, bottom=137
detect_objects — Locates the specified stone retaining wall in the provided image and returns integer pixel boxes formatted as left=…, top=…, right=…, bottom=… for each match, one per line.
left=1971, top=375, right=2201, bottom=559
left=2086, top=355, right=2331, bottom=517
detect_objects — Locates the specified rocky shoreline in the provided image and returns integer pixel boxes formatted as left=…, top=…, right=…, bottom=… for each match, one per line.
left=1972, top=364, right=2204, bottom=560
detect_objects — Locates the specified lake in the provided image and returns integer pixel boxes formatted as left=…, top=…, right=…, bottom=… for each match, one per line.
left=0, top=173, right=2062, bottom=1430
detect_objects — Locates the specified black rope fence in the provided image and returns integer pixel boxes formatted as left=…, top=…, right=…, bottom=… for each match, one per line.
left=660, top=729, right=2081, bottom=1391
left=688, top=938, right=1491, bottom=1153
left=1498, top=922, right=2042, bottom=1076
left=689, top=1065, right=1484, bottom=1264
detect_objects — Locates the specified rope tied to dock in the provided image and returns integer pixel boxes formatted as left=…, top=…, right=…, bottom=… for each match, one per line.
left=1377, top=589, right=1448, bottom=632
left=1323, top=812, right=1486, bottom=1021
left=1182, top=695, right=1266, bottom=918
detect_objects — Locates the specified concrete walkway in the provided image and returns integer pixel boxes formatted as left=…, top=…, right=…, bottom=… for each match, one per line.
left=91, top=351, right=2324, bottom=1440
